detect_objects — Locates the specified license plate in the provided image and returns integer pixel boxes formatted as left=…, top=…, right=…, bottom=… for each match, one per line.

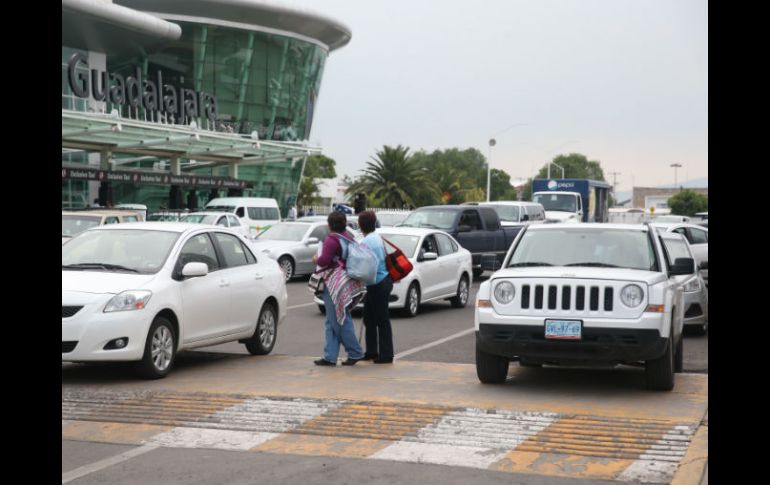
left=545, top=319, right=582, bottom=340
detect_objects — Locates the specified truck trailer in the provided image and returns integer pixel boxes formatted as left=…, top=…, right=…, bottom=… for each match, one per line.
left=531, top=178, right=610, bottom=223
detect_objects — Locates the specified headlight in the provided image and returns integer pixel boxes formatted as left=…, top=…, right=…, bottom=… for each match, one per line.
left=493, top=281, right=515, bottom=304
left=620, top=285, right=644, bottom=307
left=104, top=290, right=152, bottom=313
left=684, top=279, right=702, bottom=293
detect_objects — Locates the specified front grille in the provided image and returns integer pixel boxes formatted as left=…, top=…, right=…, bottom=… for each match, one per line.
left=514, top=283, right=618, bottom=313
left=62, top=341, right=78, bottom=353
left=62, top=306, right=83, bottom=318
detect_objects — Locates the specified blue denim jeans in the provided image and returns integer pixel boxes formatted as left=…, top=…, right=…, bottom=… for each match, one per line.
left=322, top=287, right=364, bottom=362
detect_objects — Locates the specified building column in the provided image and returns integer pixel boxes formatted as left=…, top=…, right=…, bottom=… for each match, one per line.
left=98, top=148, right=113, bottom=206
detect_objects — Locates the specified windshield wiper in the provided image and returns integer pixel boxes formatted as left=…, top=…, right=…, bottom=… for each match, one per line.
left=417, top=223, right=440, bottom=229
left=62, top=263, right=140, bottom=273
left=565, top=262, right=619, bottom=268
left=508, top=262, right=554, bottom=267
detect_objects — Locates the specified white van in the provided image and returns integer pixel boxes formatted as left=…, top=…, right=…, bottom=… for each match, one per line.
left=204, top=197, right=281, bottom=238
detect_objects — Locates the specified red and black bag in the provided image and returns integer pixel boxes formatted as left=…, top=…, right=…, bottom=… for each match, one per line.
left=382, top=237, right=413, bottom=282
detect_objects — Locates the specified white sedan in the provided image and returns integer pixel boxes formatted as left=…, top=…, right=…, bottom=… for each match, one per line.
left=62, top=223, right=288, bottom=378
left=315, top=227, right=473, bottom=317
left=180, top=211, right=251, bottom=238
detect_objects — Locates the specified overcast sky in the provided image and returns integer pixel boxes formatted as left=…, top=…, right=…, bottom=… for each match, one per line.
left=290, top=0, right=707, bottom=192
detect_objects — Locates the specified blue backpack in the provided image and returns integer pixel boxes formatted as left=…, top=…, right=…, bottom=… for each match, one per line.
left=334, top=234, right=378, bottom=285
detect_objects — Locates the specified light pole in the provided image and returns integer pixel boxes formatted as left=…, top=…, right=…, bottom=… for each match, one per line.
left=486, top=138, right=496, bottom=202
left=486, top=122, right=528, bottom=202
left=670, top=163, right=682, bottom=189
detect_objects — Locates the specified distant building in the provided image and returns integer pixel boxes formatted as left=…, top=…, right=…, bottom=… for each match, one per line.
left=632, top=187, right=708, bottom=211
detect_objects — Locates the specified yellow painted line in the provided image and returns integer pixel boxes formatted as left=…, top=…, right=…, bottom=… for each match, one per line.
left=670, top=425, right=708, bottom=485
left=492, top=450, right=635, bottom=480
left=254, top=433, right=392, bottom=458
left=61, top=420, right=172, bottom=445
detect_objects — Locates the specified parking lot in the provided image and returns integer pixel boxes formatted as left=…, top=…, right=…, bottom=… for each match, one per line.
left=62, top=275, right=708, bottom=485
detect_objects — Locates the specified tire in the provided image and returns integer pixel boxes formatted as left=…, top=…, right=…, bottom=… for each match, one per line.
left=401, top=282, right=420, bottom=318
left=645, top=334, right=675, bottom=391
left=450, top=275, right=470, bottom=308
left=278, top=256, right=294, bottom=282
left=674, top=335, right=684, bottom=373
left=136, top=316, right=176, bottom=379
left=473, top=268, right=484, bottom=279
left=690, top=320, right=708, bottom=336
left=476, top=345, right=509, bottom=384
left=244, top=303, right=278, bottom=355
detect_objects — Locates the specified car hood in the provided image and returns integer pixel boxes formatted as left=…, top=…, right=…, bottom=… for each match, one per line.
left=491, top=266, right=666, bottom=285
left=62, top=271, right=159, bottom=295
left=249, top=240, right=302, bottom=254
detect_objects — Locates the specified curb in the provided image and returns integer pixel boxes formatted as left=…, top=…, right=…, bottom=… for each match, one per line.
left=670, top=421, right=707, bottom=485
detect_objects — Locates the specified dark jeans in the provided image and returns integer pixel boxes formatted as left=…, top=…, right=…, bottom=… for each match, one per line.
left=363, top=276, right=394, bottom=360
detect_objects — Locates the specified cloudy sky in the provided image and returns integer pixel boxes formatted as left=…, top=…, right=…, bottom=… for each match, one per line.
left=291, top=0, right=707, bottom=192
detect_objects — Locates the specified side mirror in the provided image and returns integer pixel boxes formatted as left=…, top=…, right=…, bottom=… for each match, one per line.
left=182, top=262, right=209, bottom=278
left=521, top=214, right=530, bottom=222
left=458, top=225, right=472, bottom=233
left=420, top=252, right=438, bottom=262
left=670, top=257, right=695, bottom=276
left=305, top=237, right=319, bottom=245
left=698, top=261, right=708, bottom=270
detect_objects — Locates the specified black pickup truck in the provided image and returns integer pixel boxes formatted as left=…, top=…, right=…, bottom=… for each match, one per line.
left=399, top=205, right=522, bottom=277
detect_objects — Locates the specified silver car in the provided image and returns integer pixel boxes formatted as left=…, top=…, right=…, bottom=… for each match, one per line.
left=658, top=231, right=709, bottom=335
left=250, top=221, right=331, bottom=281
left=651, top=223, right=708, bottom=286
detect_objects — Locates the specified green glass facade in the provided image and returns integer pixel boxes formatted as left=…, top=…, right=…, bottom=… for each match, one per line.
left=62, top=22, right=329, bottom=214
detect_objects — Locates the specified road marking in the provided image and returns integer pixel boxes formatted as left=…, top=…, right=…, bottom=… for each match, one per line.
left=288, top=302, right=317, bottom=310
left=395, top=328, right=475, bottom=359
left=61, top=444, right=158, bottom=484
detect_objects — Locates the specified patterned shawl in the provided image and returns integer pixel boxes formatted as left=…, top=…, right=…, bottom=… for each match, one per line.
left=321, top=264, right=367, bottom=325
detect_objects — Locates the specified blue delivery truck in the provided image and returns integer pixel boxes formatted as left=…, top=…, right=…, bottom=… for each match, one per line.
left=531, top=179, right=610, bottom=223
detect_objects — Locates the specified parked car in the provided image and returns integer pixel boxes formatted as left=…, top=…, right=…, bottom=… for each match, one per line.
left=652, top=215, right=691, bottom=223
left=180, top=211, right=251, bottom=238
left=478, top=202, right=546, bottom=227
left=297, top=215, right=363, bottom=231
left=659, top=234, right=709, bottom=335
left=400, top=205, right=521, bottom=278
left=315, top=227, right=473, bottom=317
left=62, top=210, right=142, bottom=245
left=475, top=223, right=696, bottom=390
left=114, top=204, right=148, bottom=221
left=250, top=221, right=331, bottom=281
left=147, top=211, right=187, bottom=222
left=651, top=223, right=708, bottom=286
left=62, top=223, right=287, bottom=378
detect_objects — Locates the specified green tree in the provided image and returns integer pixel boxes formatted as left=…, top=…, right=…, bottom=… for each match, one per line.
left=668, top=191, right=708, bottom=217
left=533, top=153, right=606, bottom=181
left=297, top=154, right=337, bottom=206
left=489, top=168, right=518, bottom=201
left=346, top=145, right=437, bottom=209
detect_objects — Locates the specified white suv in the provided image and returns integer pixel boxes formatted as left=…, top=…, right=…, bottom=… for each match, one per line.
left=474, top=224, right=697, bottom=390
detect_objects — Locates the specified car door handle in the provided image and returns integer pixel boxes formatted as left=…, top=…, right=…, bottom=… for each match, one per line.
left=254, top=273, right=264, bottom=280
left=219, top=280, right=230, bottom=288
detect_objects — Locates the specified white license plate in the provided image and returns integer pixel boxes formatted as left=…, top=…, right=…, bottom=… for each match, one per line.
left=545, top=319, right=582, bottom=340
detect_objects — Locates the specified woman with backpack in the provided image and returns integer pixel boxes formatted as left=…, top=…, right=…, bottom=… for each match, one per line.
left=311, top=212, right=366, bottom=366
left=357, top=211, right=395, bottom=363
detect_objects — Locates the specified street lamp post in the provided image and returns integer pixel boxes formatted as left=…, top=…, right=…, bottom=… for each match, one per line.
left=670, top=163, right=682, bottom=189
left=486, top=138, right=496, bottom=202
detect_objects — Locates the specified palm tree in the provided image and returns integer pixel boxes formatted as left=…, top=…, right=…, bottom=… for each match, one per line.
left=347, top=145, right=437, bottom=208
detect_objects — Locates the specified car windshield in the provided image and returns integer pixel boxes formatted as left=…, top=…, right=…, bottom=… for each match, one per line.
left=508, top=228, right=657, bottom=271
left=485, top=205, right=520, bottom=222
left=62, top=215, right=102, bottom=236
left=400, top=210, right=457, bottom=230
left=181, top=214, right=217, bottom=224
left=205, top=205, right=235, bottom=213
left=256, top=223, right=308, bottom=241
left=532, top=194, right=577, bottom=213
left=377, top=213, right=408, bottom=226
left=62, top=229, right=180, bottom=274
left=379, top=234, right=421, bottom=258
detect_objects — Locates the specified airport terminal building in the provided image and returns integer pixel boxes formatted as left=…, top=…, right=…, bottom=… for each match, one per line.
left=62, top=0, right=350, bottom=214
